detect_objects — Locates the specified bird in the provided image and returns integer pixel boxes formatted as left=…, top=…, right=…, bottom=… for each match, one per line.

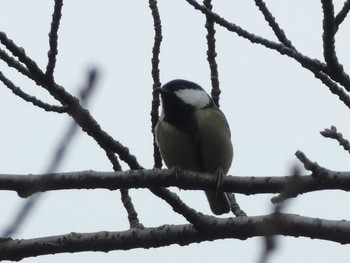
left=154, top=79, right=233, bottom=215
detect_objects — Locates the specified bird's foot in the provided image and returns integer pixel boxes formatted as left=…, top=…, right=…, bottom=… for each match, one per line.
left=172, top=165, right=183, bottom=190
left=214, top=167, right=225, bottom=194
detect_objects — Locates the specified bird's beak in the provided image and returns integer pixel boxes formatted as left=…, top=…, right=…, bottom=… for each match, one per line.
left=155, top=87, right=164, bottom=93
left=155, top=87, right=169, bottom=97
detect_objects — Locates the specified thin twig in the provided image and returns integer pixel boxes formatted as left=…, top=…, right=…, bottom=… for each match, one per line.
left=147, top=1, right=198, bottom=223
left=184, top=0, right=350, bottom=95
left=322, top=0, right=339, bottom=69
left=335, top=0, right=350, bottom=32
left=295, top=150, right=335, bottom=182
left=0, top=48, right=36, bottom=81
left=105, top=150, right=143, bottom=229
left=0, top=30, right=71, bottom=105
left=149, top=0, right=163, bottom=169
left=254, top=0, right=295, bottom=49
left=106, top=150, right=122, bottom=171
left=309, top=65, right=350, bottom=109
left=295, top=150, right=320, bottom=173
left=45, top=0, right=64, bottom=81
left=150, top=187, right=202, bottom=225
left=320, top=126, right=350, bottom=154
left=0, top=31, right=143, bottom=168
left=321, top=0, right=350, bottom=90
left=203, top=0, right=221, bottom=107
left=226, top=193, right=247, bottom=217
left=0, top=71, right=66, bottom=113
left=0, top=31, right=44, bottom=80
left=184, top=1, right=326, bottom=71
left=120, top=188, right=143, bottom=228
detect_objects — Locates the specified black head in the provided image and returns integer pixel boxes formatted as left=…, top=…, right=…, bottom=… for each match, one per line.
left=158, top=79, right=214, bottom=129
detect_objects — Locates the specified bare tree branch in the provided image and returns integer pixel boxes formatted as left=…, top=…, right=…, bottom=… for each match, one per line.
left=254, top=0, right=295, bottom=49
left=184, top=0, right=350, bottom=103
left=226, top=192, right=247, bottom=217
left=308, top=65, right=350, bottom=109
left=321, top=0, right=350, bottom=90
left=105, top=150, right=142, bottom=229
left=0, top=71, right=66, bottom=113
left=146, top=0, right=203, bottom=223
left=0, top=34, right=143, bottom=169
left=320, top=126, right=350, bottom=154
left=295, top=150, right=332, bottom=180
left=1, top=213, right=350, bottom=261
left=1, top=2, right=188, bottom=230
left=203, top=0, right=221, bottom=107
left=184, top=1, right=327, bottom=72
left=45, top=0, right=64, bottom=81
left=2, top=167, right=350, bottom=198
left=1, top=1, right=350, bottom=260
left=335, top=0, right=350, bottom=31
left=1, top=69, right=98, bottom=238
left=0, top=31, right=45, bottom=82
left=149, top=0, right=163, bottom=169
left=0, top=30, right=72, bottom=106
left=150, top=186, right=202, bottom=224
left=0, top=48, right=37, bottom=81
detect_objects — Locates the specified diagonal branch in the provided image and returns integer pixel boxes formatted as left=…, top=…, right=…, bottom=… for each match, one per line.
left=0, top=71, right=66, bottom=113
left=150, top=186, right=202, bottom=224
left=0, top=30, right=72, bottom=105
left=254, top=0, right=295, bottom=49
left=0, top=0, right=192, bottom=234
left=335, top=0, right=350, bottom=31
left=0, top=48, right=37, bottom=82
left=0, top=69, right=98, bottom=238
left=0, top=31, right=45, bottom=82
left=184, top=0, right=350, bottom=98
left=307, top=61, right=350, bottom=109
left=184, top=0, right=327, bottom=73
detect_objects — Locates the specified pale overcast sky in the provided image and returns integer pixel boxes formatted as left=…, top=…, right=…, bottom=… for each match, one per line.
left=1, top=1, right=350, bottom=262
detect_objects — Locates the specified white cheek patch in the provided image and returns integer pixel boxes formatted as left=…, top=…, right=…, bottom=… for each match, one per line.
left=159, top=110, right=165, bottom=121
left=175, top=89, right=210, bottom=108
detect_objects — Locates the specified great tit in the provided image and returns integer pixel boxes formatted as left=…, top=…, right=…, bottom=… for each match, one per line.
left=155, top=79, right=233, bottom=215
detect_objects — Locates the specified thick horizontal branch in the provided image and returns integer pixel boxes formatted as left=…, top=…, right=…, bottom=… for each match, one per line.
left=1, top=168, right=350, bottom=198
left=0, top=213, right=349, bottom=261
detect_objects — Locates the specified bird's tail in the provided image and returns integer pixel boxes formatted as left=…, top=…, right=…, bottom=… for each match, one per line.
left=205, top=191, right=231, bottom=215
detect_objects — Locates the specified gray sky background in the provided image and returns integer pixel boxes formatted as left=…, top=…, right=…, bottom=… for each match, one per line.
left=1, top=1, right=350, bottom=262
